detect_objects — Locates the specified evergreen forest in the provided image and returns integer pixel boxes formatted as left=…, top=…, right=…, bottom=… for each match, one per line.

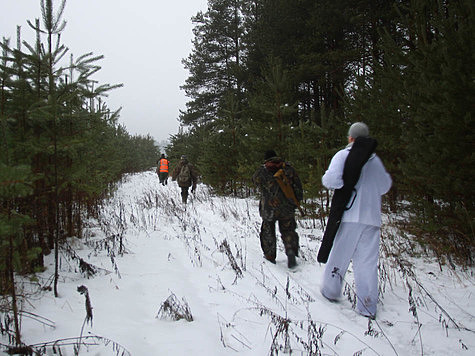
left=167, top=0, right=474, bottom=265
left=0, top=0, right=474, bottom=352
left=0, top=0, right=159, bottom=332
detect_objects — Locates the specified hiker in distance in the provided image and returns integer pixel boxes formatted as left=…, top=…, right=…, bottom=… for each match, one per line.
left=171, top=155, right=199, bottom=204
left=156, top=154, right=169, bottom=186
left=318, top=122, right=392, bottom=319
left=252, top=150, right=303, bottom=268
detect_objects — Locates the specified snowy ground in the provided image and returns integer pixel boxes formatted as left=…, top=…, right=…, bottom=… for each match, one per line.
left=2, top=170, right=474, bottom=355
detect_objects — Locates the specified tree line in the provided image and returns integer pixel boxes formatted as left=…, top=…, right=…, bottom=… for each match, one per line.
left=0, top=0, right=158, bottom=343
left=166, top=0, right=474, bottom=265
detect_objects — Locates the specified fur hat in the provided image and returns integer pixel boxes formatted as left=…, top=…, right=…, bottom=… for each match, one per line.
left=348, top=122, right=369, bottom=138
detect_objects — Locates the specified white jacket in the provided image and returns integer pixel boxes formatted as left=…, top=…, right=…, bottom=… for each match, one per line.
left=322, top=144, right=392, bottom=227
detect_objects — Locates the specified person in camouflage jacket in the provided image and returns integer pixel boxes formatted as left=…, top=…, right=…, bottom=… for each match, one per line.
left=171, top=155, right=199, bottom=204
left=252, top=150, right=303, bottom=268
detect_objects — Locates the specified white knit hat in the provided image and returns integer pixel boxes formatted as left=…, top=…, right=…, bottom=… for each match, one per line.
left=348, top=122, right=369, bottom=138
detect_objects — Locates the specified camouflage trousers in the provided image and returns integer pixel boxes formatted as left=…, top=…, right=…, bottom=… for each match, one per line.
left=180, top=186, right=190, bottom=203
left=259, top=216, right=299, bottom=260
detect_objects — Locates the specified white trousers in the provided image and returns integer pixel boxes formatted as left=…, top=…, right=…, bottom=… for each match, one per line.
left=320, top=222, right=380, bottom=317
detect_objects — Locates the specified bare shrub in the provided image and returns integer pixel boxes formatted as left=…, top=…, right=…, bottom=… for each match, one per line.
left=156, top=292, right=193, bottom=322
left=219, top=239, right=243, bottom=283
left=258, top=307, right=293, bottom=355
left=5, top=334, right=133, bottom=356
left=62, top=243, right=111, bottom=278
left=217, top=313, right=252, bottom=352
left=76, top=285, right=93, bottom=354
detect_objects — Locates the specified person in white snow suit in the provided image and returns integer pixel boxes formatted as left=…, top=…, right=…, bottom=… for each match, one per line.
left=320, top=122, right=392, bottom=319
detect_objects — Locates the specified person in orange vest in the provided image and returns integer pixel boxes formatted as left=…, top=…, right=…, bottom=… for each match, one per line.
left=156, top=154, right=169, bottom=186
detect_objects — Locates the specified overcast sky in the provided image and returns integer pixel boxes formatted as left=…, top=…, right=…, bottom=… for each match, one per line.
left=1, top=0, right=208, bottom=143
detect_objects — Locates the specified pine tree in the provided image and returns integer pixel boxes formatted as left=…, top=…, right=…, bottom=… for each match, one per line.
left=348, top=0, right=474, bottom=263
left=181, top=0, right=246, bottom=127
left=395, top=0, right=474, bottom=262
left=0, top=0, right=159, bottom=309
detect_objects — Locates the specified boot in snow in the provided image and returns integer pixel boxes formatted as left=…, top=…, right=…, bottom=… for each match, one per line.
left=287, top=251, right=297, bottom=268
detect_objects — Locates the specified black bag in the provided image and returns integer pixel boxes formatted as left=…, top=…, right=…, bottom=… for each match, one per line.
left=317, top=137, right=377, bottom=263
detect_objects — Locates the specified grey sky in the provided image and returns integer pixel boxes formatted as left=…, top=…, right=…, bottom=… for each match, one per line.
left=1, top=0, right=208, bottom=143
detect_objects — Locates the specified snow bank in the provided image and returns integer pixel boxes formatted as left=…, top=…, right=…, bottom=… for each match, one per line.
left=3, top=170, right=474, bottom=355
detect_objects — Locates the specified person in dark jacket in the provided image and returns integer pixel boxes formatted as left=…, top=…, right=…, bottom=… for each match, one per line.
left=252, top=150, right=303, bottom=268
left=171, top=155, right=199, bottom=204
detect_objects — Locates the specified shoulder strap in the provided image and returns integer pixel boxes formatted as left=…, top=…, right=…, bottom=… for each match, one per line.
left=273, top=167, right=305, bottom=216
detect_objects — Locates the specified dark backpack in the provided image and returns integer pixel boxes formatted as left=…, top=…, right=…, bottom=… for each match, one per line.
left=178, top=164, right=192, bottom=186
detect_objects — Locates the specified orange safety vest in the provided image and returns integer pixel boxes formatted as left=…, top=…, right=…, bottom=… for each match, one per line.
left=159, top=158, right=169, bottom=173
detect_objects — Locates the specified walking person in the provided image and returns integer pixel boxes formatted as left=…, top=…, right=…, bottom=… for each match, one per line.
left=157, top=154, right=169, bottom=186
left=252, top=150, right=303, bottom=268
left=319, top=122, right=392, bottom=319
left=171, top=155, right=198, bottom=204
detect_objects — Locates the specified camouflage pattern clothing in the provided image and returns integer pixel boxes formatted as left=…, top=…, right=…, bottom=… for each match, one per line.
left=252, top=156, right=303, bottom=261
left=171, top=158, right=199, bottom=203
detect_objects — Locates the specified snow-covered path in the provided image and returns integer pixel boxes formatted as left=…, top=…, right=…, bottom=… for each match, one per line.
left=5, top=170, right=475, bottom=355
